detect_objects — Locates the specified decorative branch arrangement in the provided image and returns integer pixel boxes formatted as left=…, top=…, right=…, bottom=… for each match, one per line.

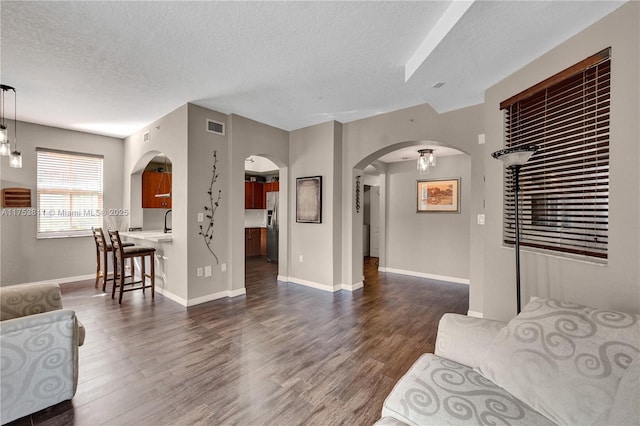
left=198, top=150, right=222, bottom=264
left=355, top=175, right=362, bottom=213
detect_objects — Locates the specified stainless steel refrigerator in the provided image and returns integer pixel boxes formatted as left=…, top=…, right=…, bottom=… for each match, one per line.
left=266, top=192, right=279, bottom=263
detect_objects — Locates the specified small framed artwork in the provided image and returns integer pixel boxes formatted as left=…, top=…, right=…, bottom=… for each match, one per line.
left=296, top=176, right=322, bottom=223
left=417, top=178, right=460, bottom=213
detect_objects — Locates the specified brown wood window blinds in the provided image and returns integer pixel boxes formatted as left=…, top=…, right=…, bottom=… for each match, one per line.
left=500, top=48, right=610, bottom=260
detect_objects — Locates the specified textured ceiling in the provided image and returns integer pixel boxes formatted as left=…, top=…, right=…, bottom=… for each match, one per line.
left=0, top=1, right=626, bottom=139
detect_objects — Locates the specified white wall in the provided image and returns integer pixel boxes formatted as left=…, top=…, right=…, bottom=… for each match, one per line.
left=483, top=2, right=640, bottom=320
left=0, top=121, right=124, bottom=284
left=385, top=154, right=471, bottom=282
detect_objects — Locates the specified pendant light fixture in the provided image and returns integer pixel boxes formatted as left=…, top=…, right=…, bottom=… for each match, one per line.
left=0, top=84, right=20, bottom=168
left=417, top=149, right=436, bottom=175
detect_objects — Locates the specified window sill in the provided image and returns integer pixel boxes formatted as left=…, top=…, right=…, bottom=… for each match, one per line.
left=501, top=245, right=608, bottom=266
left=37, top=232, right=92, bottom=240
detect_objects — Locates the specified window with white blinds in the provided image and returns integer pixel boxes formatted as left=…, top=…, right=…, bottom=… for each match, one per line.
left=37, top=149, right=104, bottom=238
left=500, top=48, right=610, bottom=260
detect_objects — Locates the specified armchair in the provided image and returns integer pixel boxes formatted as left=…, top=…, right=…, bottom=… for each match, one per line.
left=0, top=283, right=85, bottom=425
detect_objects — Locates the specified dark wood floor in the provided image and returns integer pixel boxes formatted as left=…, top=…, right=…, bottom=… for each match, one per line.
left=10, top=257, right=468, bottom=426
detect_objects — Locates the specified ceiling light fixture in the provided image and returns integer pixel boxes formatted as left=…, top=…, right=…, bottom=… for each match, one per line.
left=417, top=149, right=436, bottom=175
left=0, top=85, right=21, bottom=168
left=1, top=85, right=18, bottom=164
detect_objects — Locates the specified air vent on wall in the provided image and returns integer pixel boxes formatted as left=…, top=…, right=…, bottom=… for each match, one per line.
left=143, top=130, right=150, bottom=143
left=206, top=119, right=225, bottom=136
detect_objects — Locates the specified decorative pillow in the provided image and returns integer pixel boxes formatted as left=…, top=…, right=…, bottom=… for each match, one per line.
left=477, top=297, right=640, bottom=425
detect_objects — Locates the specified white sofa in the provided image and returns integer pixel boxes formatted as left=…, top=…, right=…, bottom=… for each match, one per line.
left=378, top=297, right=640, bottom=425
left=0, top=283, right=85, bottom=425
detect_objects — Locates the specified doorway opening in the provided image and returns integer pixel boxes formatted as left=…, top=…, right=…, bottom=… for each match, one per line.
left=355, top=142, right=469, bottom=288
left=244, top=155, right=280, bottom=290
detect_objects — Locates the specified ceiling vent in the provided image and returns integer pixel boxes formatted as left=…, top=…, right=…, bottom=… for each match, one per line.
left=143, top=130, right=150, bottom=143
left=206, top=119, right=225, bottom=136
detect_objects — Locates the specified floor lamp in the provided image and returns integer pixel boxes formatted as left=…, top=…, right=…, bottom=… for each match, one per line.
left=491, top=145, right=538, bottom=313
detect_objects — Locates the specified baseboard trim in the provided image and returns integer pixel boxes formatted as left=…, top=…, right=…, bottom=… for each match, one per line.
left=228, top=288, right=247, bottom=298
left=27, top=274, right=95, bottom=286
left=155, top=286, right=247, bottom=307
left=154, top=287, right=188, bottom=306
left=382, top=267, right=470, bottom=285
left=276, top=275, right=289, bottom=282
left=467, top=310, right=484, bottom=318
left=287, top=276, right=338, bottom=293
left=341, top=281, right=364, bottom=291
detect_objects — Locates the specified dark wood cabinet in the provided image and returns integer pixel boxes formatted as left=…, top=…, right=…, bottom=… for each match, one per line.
left=245, top=228, right=264, bottom=257
left=262, top=182, right=280, bottom=209
left=142, top=171, right=171, bottom=209
left=260, top=228, right=267, bottom=256
left=244, top=182, right=264, bottom=209
left=263, top=181, right=280, bottom=193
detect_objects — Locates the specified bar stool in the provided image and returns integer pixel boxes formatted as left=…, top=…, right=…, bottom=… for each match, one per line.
left=108, top=230, right=156, bottom=304
left=91, top=227, right=134, bottom=291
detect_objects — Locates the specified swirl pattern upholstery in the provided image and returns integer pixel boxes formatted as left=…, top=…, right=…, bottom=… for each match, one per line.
left=378, top=300, right=640, bottom=426
left=381, top=354, right=555, bottom=425
left=477, top=297, right=639, bottom=425
left=0, top=283, right=84, bottom=425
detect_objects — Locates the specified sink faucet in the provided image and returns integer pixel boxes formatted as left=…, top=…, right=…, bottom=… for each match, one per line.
left=164, top=209, right=172, bottom=233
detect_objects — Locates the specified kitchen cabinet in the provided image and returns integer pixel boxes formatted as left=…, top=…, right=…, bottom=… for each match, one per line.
left=260, top=228, right=267, bottom=256
left=142, top=171, right=171, bottom=208
left=262, top=182, right=280, bottom=208
left=244, top=182, right=264, bottom=209
left=245, top=228, right=264, bottom=257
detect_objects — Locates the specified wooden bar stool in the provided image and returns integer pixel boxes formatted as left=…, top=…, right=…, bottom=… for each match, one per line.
left=107, top=230, right=156, bottom=304
left=91, top=227, right=134, bottom=291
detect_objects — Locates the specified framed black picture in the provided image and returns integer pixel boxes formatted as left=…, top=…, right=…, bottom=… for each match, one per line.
left=296, top=176, right=322, bottom=223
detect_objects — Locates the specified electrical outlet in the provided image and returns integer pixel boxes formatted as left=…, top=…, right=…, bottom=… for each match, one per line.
left=221, top=263, right=226, bottom=272
left=197, top=267, right=203, bottom=277
left=204, top=265, right=212, bottom=277
left=477, top=214, right=485, bottom=225
left=197, top=213, right=204, bottom=222
left=299, top=255, right=303, bottom=263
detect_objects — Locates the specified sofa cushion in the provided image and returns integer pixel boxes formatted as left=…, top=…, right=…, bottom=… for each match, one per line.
left=602, top=353, right=640, bottom=425
left=435, top=313, right=506, bottom=369
left=477, top=297, right=640, bottom=425
left=382, top=354, right=555, bottom=425
left=0, top=283, right=63, bottom=320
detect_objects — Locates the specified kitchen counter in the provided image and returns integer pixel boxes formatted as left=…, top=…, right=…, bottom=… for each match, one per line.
left=119, top=230, right=173, bottom=243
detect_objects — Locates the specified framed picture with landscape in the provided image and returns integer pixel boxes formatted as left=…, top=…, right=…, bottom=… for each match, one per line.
left=296, top=176, right=322, bottom=223
left=417, top=178, right=460, bottom=213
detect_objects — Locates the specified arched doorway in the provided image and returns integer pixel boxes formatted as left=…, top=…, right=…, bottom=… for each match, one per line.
left=350, top=141, right=471, bottom=289
left=241, top=154, right=288, bottom=293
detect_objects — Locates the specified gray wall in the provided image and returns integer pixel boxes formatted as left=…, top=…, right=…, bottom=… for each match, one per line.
left=289, top=121, right=342, bottom=289
left=483, top=2, right=640, bottom=320
left=187, top=104, right=229, bottom=300
left=0, top=121, right=123, bottom=284
left=341, top=103, right=485, bottom=312
left=123, top=104, right=189, bottom=300
left=228, top=113, right=290, bottom=293
left=385, top=154, right=471, bottom=281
